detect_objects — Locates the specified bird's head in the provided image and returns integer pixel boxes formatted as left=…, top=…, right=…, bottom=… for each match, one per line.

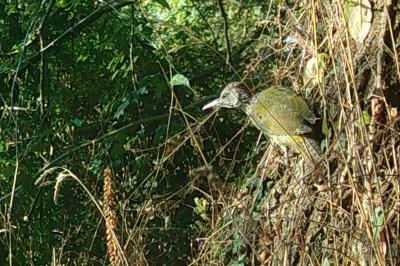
left=202, top=82, right=251, bottom=110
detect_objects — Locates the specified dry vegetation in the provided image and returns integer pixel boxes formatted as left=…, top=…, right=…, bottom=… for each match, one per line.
left=188, top=1, right=400, bottom=265
left=189, top=2, right=400, bottom=266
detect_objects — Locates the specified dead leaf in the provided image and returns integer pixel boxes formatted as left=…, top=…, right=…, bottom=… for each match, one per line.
left=388, top=107, right=398, bottom=120
left=348, top=0, right=372, bottom=43
left=304, top=53, right=327, bottom=88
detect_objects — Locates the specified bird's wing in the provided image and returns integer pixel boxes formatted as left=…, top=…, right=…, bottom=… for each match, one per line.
left=253, top=88, right=313, bottom=135
left=269, top=88, right=316, bottom=134
left=284, top=89, right=316, bottom=124
left=295, top=124, right=313, bottom=134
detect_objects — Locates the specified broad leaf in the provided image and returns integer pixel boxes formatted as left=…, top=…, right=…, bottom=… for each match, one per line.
left=304, top=53, right=327, bottom=87
left=348, top=0, right=372, bottom=43
left=170, top=73, right=191, bottom=88
left=113, top=98, right=130, bottom=120
left=154, top=0, right=170, bottom=9
left=322, top=257, right=330, bottom=266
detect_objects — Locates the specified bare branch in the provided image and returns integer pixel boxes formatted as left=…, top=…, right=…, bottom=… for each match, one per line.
left=217, top=0, right=232, bottom=67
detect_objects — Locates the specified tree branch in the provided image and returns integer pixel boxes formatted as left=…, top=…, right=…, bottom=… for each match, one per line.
left=217, top=0, right=232, bottom=67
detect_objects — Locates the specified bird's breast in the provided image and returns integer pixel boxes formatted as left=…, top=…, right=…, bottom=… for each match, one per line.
left=246, top=101, right=304, bottom=136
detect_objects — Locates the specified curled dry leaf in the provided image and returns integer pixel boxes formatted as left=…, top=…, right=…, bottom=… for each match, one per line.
left=304, top=53, right=327, bottom=88
left=371, top=97, right=385, bottom=123
left=388, top=107, right=398, bottom=120
left=348, top=0, right=372, bottom=43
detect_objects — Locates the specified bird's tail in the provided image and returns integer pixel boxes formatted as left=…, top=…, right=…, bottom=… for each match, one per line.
left=290, top=135, right=322, bottom=165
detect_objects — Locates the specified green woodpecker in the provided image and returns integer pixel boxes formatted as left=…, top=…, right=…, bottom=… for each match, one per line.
left=203, top=82, right=321, bottom=165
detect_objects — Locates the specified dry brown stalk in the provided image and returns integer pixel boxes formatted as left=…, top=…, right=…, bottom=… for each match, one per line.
left=103, top=167, right=120, bottom=266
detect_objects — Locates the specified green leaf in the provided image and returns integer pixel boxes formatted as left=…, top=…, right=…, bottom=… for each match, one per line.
left=232, top=232, right=244, bottom=254
left=231, top=254, right=247, bottom=266
left=320, top=139, right=327, bottom=152
left=113, top=98, right=130, bottom=120
left=322, top=257, right=330, bottom=266
left=154, top=0, right=170, bottom=9
left=333, top=133, right=348, bottom=151
left=170, top=73, right=200, bottom=97
left=170, top=73, right=191, bottom=88
left=372, top=206, right=384, bottom=241
left=362, top=110, right=371, bottom=125
left=71, top=118, right=84, bottom=127
left=0, top=141, right=5, bottom=153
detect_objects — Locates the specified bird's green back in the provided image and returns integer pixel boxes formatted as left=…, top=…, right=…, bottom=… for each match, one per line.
left=245, top=87, right=316, bottom=136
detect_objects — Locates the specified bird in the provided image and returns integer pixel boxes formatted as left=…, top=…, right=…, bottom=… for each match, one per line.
left=202, top=82, right=322, bottom=166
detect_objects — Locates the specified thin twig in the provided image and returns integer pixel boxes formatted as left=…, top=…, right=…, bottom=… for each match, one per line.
left=217, top=0, right=232, bottom=67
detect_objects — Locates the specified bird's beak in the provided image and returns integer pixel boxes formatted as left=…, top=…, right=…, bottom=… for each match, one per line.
left=202, top=98, right=221, bottom=110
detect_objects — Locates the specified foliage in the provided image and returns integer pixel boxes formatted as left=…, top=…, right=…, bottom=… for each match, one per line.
left=1, top=0, right=400, bottom=265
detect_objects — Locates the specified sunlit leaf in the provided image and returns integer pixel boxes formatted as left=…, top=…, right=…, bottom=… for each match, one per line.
left=322, top=257, right=330, bottom=266
left=154, top=0, right=170, bottom=9
left=321, top=139, right=327, bottom=152
left=170, top=73, right=201, bottom=98
left=347, top=0, right=372, bottom=43
left=362, top=110, right=371, bottom=125
left=304, top=53, right=327, bottom=88
left=170, top=73, right=191, bottom=88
